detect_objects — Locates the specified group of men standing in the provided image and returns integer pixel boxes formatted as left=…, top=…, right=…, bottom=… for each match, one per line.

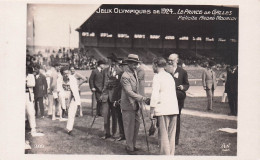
left=89, top=53, right=189, bottom=155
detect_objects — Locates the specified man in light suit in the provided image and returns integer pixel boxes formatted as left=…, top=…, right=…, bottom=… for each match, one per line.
left=120, top=54, right=148, bottom=155
left=202, top=60, right=217, bottom=111
left=89, top=60, right=106, bottom=116
left=165, top=54, right=189, bottom=145
left=150, top=57, right=179, bottom=155
left=100, top=54, right=122, bottom=139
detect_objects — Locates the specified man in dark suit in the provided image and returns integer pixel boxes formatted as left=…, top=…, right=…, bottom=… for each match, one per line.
left=165, top=54, right=189, bottom=145
left=225, top=64, right=238, bottom=116
left=33, top=64, right=48, bottom=118
left=89, top=60, right=106, bottom=116
left=100, top=54, right=122, bottom=139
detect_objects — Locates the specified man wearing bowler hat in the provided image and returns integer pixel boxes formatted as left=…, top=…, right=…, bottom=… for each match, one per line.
left=89, top=60, right=106, bottom=116
left=165, top=53, right=190, bottom=145
left=120, top=54, right=149, bottom=154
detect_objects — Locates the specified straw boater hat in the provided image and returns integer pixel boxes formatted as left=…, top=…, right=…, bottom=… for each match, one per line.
left=125, top=54, right=141, bottom=63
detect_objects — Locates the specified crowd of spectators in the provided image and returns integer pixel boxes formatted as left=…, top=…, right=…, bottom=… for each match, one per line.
left=27, top=48, right=98, bottom=70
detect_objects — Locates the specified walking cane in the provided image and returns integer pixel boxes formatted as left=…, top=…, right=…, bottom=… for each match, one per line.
left=86, top=114, right=97, bottom=137
left=91, top=91, right=97, bottom=117
left=139, top=102, right=150, bottom=152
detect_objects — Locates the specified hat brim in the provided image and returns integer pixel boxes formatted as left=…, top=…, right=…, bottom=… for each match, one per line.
left=125, top=59, right=141, bottom=63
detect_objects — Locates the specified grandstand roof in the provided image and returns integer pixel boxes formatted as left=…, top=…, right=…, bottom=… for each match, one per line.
left=76, top=4, right=238, bottom=38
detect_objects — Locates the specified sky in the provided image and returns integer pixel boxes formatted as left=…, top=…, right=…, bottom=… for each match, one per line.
left=27, top=4, right=100, bottom=48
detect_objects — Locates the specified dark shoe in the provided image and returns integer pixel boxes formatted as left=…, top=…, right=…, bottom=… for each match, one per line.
left=134, top=147, right=140, bottom=151
left=67, top=130, right=74, bottom=136
left=100, top=134, right=111, bottom=140
left=125, top=147, right=136, bottom=155
left=117, top=137, right=126, bottom=141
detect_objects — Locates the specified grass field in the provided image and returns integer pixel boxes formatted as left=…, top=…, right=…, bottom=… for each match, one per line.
left=25, top=67, right=236, bottom=155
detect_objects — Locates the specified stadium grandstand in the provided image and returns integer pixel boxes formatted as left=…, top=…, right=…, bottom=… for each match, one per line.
left=76, top=4, right=238, bottom=65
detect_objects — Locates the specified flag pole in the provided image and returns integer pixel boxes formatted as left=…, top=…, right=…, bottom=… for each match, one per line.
left=33, top=17, right=35, bottom=54
left=69, top=24, right=71, bottom=53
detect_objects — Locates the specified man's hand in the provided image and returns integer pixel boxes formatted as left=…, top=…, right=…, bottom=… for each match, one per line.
left=203, top=86, right=207, bottom=90
left=91, top=88, right=96, bottom=92
left=150, top=108, right=155, bottom=119
left=144, top=97, right=151, bottom=105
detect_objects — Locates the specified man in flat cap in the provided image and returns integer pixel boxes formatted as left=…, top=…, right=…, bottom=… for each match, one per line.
left=120, top=54, right=149, bottom=154
left=202, top=60, right=217, bottom=111
left=89, top=60, right=106, bottom=116
left=165, top=53, right=190, bottom=145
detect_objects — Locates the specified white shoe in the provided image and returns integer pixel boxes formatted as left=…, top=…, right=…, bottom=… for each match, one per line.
left=59, top=118, right=68, bottom=121
left=25, top=141, right=31, bottom=150
left=31, top=132, right=45, bottom=137
left=52, top=117, right=56, bottom=121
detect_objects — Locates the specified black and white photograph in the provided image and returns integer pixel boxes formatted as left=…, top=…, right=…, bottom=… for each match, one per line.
left=1, top=1, right=260, bottom=160
left=25, top=4, right=238, bottom=155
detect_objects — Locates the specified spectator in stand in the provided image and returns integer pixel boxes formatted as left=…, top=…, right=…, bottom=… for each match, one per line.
left=33, top=64, right=48, bottom=118
left=202, top=61, right=217, bottom=111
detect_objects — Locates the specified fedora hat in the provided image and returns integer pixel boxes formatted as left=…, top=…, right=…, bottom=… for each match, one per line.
left=107, top=53, right=117, bottom=62
left=125, top=54, right=141, bottom=63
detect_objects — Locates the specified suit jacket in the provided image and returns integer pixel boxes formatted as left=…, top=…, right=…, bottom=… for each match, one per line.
left=165, top=66, right=190, bottom=100
left=202, top=68, right=217, bottom=90
left=136, top=66, right=145, bottom=96
left=120, top=67, right=143, bottom=111
left=89, top=68, right=104, bottom=93
left=225, top=67, right=238, bottom=94
left=102, top=65, right=123, bottom=102
left=33, top=73, right=48, bottom=98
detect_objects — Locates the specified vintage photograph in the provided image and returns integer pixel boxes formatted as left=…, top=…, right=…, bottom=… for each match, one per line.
left=25, top=4, right=238, bottom=155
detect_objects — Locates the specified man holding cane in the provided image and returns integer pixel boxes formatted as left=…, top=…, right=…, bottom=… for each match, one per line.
left=120, top=54, right=149, bottom=155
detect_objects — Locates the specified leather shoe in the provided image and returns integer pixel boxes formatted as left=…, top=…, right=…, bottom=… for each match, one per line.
left=134, top=147, right=140, bottom=151
left=116, top=137, right=126, bottom=141
left=125, top=147, right=136, bottom=155
left=100, top=134, right=111, bottom=140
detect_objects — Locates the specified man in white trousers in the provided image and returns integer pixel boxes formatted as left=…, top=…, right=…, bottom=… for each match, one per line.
left=26, top=67, right=45, bottom=137
left=150, top=57, right=179, bottom=155
left=57, top=66, right=81, bottom=135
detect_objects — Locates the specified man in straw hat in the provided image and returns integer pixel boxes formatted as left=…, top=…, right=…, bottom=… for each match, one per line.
left=120, top=54, right=149, bottom=154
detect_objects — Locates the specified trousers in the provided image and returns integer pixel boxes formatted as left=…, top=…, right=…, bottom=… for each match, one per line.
left=102, top=99, right=117, bottom=136
left=25, top=93, right=36, bottom=132
left=35, top=97, right=44, bottom=116
left=66, top=99, right=78, bottom=131
left=122, top=109, right=140, bottom=151
left=205, top=88, right=214, bottom=110
left=158, top=115, right=177, bottom=155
